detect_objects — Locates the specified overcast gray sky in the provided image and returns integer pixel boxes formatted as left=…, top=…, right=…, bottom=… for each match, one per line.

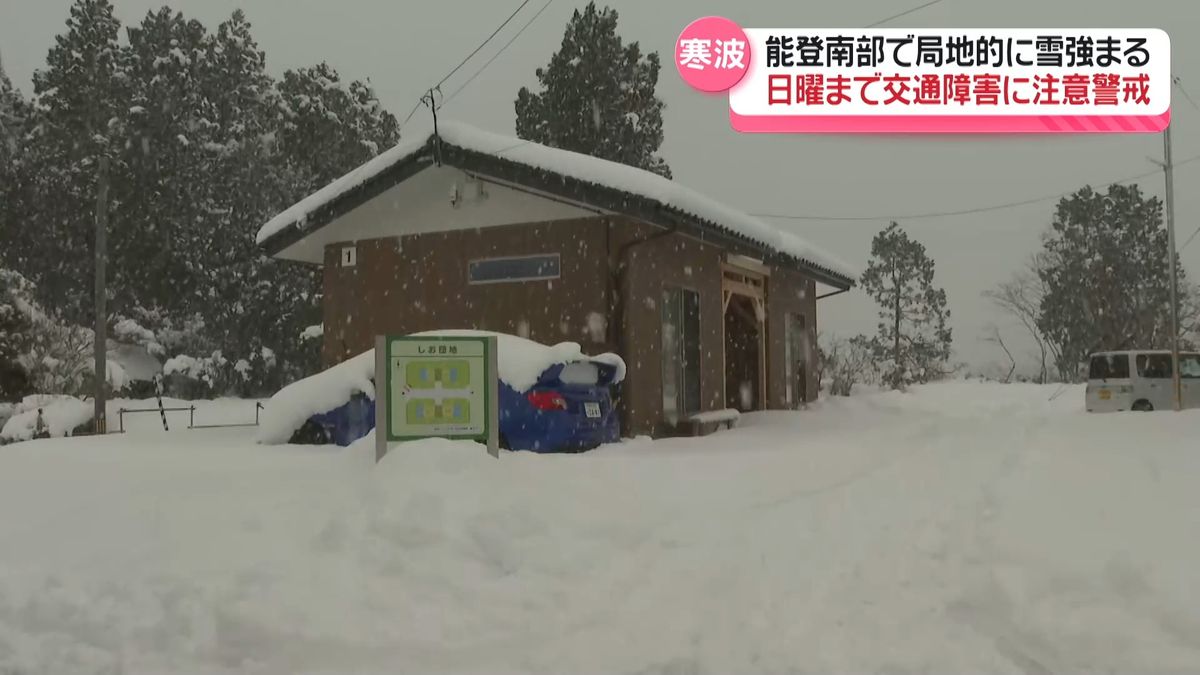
left=2, top=0, right=1198, bottom=375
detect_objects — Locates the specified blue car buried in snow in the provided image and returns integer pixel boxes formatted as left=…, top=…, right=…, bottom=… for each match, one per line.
left=285, top=333, right=623, bottom=453
left=500, top=359, right=622, bottom=452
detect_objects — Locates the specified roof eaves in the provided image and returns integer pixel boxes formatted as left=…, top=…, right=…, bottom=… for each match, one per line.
left=259, top=138, right=437, bottom=257
left=439, top=141, right=855, bottom=289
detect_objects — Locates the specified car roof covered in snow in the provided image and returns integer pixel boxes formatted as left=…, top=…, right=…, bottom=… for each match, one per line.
left=255, top=121, right=855, bottom=289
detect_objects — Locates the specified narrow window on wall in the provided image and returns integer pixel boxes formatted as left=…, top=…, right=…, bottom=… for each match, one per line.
left=785, top=314, right=808, bottom=408
left=467, top=254, right=560, bottom=284
left=662, top=287, right=701, bottom=424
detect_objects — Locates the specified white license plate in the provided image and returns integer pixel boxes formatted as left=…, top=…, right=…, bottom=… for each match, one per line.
left=584, top=402, right=601, bottom=418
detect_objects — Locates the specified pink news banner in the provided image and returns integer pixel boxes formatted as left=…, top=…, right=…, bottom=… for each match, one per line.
left=675, top=17, right=1171, bottom=133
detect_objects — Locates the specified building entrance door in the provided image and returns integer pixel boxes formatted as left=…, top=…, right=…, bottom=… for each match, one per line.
left=722, top=262, right=766, bottom=412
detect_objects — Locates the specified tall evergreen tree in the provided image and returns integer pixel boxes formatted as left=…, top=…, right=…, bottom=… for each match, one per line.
left=277, top=62, right=399, bottom=192
left=23, top=0, right=128, bottom=323
left=195, top=11, right=322, bottom=393
left=0, top=54, right=30, bottom=275
left=2, top=4, right=399, bottom=395
left=0, top=269, right=35, bottom=401
left=0, top=54, right=26, bottom=159
left=515, top=2, right=671, bottom=178
left=1037, top=184, right=1191, bottom=380
left=860, top=222, right=953, bottom=389
left=119, top=7, right=213, bottom=319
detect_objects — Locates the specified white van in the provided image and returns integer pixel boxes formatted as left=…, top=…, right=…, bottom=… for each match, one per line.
left=1085, top=350, right=1200, bottom=412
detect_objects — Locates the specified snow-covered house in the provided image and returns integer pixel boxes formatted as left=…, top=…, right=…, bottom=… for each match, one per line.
left=256, top=122, right=855, bottom=437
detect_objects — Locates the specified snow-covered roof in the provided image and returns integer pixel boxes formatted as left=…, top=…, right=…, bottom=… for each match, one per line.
left=257, top=132, right=431, bottom=248
left=256, top=121, right=856, bottom=286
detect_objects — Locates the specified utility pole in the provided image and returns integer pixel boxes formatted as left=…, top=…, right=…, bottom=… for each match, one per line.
left=422, top=87, right=442, bottom=165
left=1148, top=81, right=1183, bottom=412
left=93, top=156, right=109, bottom=434
left=1163, top=122, right=1182, bottom=411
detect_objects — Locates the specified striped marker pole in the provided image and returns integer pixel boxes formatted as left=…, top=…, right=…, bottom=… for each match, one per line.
left=155, top=375, right=169, bottom=431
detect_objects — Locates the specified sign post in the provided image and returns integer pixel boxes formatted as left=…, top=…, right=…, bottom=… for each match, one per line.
left=375, top=335, right=387, bottom=463
left=375, top=334, right=499, bottom=462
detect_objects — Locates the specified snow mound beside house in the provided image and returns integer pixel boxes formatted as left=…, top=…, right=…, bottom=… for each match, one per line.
left=257, top=330, right=626, bottom=445
left=0, top=395, right=92, bottom=443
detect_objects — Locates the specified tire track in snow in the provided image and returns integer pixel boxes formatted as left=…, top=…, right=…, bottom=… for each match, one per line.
left=943, top=409, right=1062, bottom=675
left=747, top=418, right=945, bottom=513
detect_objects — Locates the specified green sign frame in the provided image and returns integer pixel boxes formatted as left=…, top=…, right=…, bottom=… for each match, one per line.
left=375, top=335, right=499, bottom=462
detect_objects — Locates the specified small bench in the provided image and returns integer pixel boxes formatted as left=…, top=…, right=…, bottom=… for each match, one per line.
left=686, top=408, right=741, bottom=436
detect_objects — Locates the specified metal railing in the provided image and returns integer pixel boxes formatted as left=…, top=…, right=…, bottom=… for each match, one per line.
left=190, top=402, right=265, bottom=429
left=115, top=402, right=264, bottom=433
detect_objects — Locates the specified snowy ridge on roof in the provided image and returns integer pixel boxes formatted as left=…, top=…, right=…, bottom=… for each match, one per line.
left=435, top=123, right=856, bottom=281
left=256, top=121, right=856, bottom=281
left=256, top=133, right=430, bottom=245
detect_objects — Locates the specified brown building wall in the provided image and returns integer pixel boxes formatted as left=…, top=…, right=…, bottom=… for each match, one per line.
left=322, top=217, right=613, bottom=366
left=766, top=266, right=819, bottom=408
left=321, top=215, right=822, bottom=439
left=613, top=220, right=727, bottom=438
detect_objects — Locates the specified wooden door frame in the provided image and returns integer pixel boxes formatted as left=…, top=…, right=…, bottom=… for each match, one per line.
left=721, top=262, right=768, bottom=410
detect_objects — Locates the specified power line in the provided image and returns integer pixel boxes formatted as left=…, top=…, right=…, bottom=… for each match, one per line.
left=493, top=140, right=531, bottom=155
left=1181, top=223, right=1200, bottom=251
left=751, top=154, right=1200, bottom=222
left=398, top=99, right=424, bottom=131
left=1175, top=76, right=1200, bottom=114
left=424, top=0, right=943, bottom=122
left=436, top=0, right=532, bottom=89
left=865, top=0, right=946, bottom=28
left=398, top=0, right=533, bottom=130
left=443, top=0, right=556, bottom=106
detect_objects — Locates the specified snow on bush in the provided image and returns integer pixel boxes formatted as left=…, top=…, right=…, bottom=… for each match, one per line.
left=163, top=353, right=216, bottom=382
left=0, top=394, right=92, bottom=443
left=819, top=335, right=876, bottom=397
left=111, top=317, right=160, bottom=353
left=1, top=271, right=93, bottom=396
left=105, top=360, right=129, bottom=392
left=257, top=330, right=626, bottom=445
left=300, top=324, right=323, bottom=341
left=163, top=344, right=290, bottom=398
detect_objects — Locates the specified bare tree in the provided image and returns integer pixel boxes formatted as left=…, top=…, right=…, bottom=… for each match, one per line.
left=820, top=334, right=874, bottom=396
left=984, top=253, right=1059, bottom=383
left=983, top=324, right=1016, bottom=383
left=1180, top=280, right=1200, bottom=349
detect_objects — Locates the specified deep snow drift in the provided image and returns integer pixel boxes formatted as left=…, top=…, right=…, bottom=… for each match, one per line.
left=1, top=382, right=1199, bottom=674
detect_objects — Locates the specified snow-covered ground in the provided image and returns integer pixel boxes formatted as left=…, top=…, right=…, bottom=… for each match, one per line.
left=1, top=382, right=1198, bottom=674
left=1, top=397, right=265, bottom=442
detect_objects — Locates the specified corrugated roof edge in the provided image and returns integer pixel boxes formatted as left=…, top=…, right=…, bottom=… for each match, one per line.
left=256, top=122, right=856, bottom=288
